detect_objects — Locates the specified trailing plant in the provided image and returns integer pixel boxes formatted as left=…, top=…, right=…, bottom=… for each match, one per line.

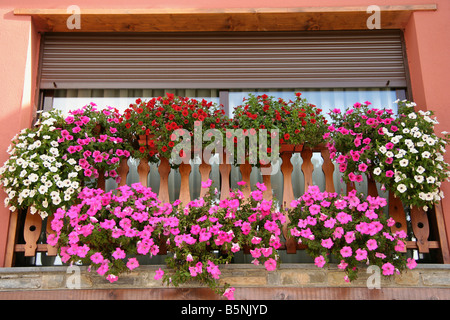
left=373, top=100, right=450, bottom=211
left=0, top=109, right=81, bottom=219
left=50, top=181, right=283, bottom=300
left=287, top=185, right=417, bottom=282
left=324, top=100, right=450, bottom=211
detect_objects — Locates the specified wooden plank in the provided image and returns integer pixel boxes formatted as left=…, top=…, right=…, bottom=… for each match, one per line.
left=2, top=286, right=449, bottom=300
left=23, top=208, right=42, bottom=257
left=13, top=5, right=437, bottom=33
left=433, top=201, right=450, bottom=264
left=388, top=193, right=408, bottom=253
left=4, top=210, right=19, bottom=267
left=410, top=206, right=430, bottom=253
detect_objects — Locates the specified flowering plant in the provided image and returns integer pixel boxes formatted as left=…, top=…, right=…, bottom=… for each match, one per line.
left=160, top=180, right=284, bottom=299
left=324, top=101, right=396, bottom=185
left=123, top=94, right=229, bottom=162
left=324, top=100, right=450, bottom=211
left=49, top=183, right=172, bottom=283
left=50, top=181, right=282, bottom=300
left=0, top=110, right=82, bottom=219
left=56, top=104, right=132, bottom=186
left=373, top=100, right=450, bottom=211
left=287, top=186, right=416, bottom=282
left=231, top=93, right=327, bottom=158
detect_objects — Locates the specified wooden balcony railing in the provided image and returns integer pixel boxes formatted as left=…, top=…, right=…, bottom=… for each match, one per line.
left=5, top=145, right=450, bottom=267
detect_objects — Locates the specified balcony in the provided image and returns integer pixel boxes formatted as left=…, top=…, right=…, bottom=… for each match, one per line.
left=1, top=96, right=450, bottom=300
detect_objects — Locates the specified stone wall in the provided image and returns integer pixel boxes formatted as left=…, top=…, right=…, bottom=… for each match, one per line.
left=1, top=264, right=450, bottom=299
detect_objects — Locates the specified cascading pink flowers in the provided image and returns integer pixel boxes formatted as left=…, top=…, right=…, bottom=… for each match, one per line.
left=50, top=180, right=284, bottom=301
left=287, top=185, right=416, bottom=282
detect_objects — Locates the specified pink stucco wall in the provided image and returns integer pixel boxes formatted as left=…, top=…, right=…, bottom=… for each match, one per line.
left=0, top=0, right=449, bottom=266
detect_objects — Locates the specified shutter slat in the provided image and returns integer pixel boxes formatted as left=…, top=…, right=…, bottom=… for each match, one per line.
left=40, top=31, right=407, bottom=89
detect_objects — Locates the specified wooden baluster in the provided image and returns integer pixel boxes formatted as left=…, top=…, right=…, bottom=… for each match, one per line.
left=23, top=208, right=42, bottom=257
left=137, top=157, right=150, bottom=187
left=199, top=154, right=212, bottom=199
left=179, top=162, right=191, bottom=206
left=301, top=148, right=314, bottom=191
left=97, top=169, right=105, bottom=190
left=239, top=160, right=252, bottom=199
left=117, top=158, right=129, bottom=187
left=219, top=152, right=231, bottom=201
left=410, top=206, right=430, bottom=253
left=45, top=215, right=58, bottom=256
left=388, top=192, right=408, bottom=252
left=281, top=153, right=295, bottom=210
left=346, top=182, right=356, bottom=194
left=158, top=157, right=171, bottom=204
left=280, top=152, right=296, bottom=254
left=260, top=163, right=272, bottom=200
left=320, top=147, right=335, bottom=193
left=367, top=176, right=378, bottom=197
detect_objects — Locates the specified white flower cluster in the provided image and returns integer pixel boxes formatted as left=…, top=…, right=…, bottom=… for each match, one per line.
left=0, top=112, right=82, bottom=219
left=374, top=100, right=450, bottom=211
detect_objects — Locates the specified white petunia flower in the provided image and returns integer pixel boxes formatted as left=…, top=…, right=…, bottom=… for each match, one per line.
left=397, top=184, right=407, bottom=193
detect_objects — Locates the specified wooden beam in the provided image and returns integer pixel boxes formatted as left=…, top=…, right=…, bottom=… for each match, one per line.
left=14, top=5, right=437, bottom=33
left=1, top=286, right=449, bottom=300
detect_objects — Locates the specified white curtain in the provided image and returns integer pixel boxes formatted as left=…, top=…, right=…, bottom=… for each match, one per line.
left=52, top=88, right=397, bottom=205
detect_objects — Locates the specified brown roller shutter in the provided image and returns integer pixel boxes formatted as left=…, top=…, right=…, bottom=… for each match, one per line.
left=39, top=30, right=408, bottom=89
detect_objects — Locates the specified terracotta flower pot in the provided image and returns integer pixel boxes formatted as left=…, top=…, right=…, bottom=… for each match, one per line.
left=280, top=143, right=304, bottom=153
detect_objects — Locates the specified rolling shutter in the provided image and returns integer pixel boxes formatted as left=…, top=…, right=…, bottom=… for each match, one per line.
left=39, top=30, right=408, bottom=89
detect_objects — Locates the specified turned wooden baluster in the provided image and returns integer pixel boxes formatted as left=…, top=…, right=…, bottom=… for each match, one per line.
left=97, top=169, right=105, bottom=190
left=199, top=154, right=212, bottom=199
left=367, top=176, right=378, bottom=197
left=179, top=162, right=191, bottom=206
left=158, top=157, right=171, bottom=204
left=219, top=152, right=231, bottom=201
left=388, top=192, right=408, bottom=252
left=137, top=157, right=151, bottom=187
left=320, top=147, right=335, bottom=193
left=280, top=152, right=297, bottom=254
left=239, top=160, right=252, bottom=199
left=23, top=208, right=42, bottom=257
left=260, top=163, right=272, bottom=200
left=301, top=148, right=314, bottom=191
left=410, top=206, right=430, bottom=253
left=117, top=158, right=129, bottom=187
